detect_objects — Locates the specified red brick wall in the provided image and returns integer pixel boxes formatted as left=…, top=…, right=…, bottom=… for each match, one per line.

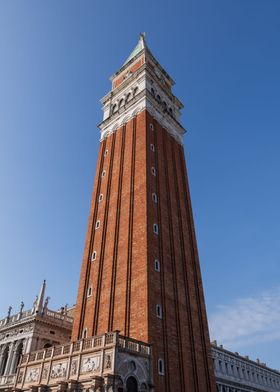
left=72, top=110, right=216, bottom=391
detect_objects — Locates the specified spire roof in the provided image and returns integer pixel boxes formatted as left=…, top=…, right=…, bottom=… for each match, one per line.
left=123, top=33, right=146, bottom=66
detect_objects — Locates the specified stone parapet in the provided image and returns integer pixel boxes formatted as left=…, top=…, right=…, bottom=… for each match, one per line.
left=15, top=332, right=152, bottom=391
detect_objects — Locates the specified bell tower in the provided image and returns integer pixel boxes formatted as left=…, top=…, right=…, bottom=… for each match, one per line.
left=72, top=34, right=216, bottom=392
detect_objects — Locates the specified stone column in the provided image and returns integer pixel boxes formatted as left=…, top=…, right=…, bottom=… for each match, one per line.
left=10, top=342, right=23, bottom=375
left=0, top=346, right=7, bottom=376
left=4, top=342, right=17, bottom=375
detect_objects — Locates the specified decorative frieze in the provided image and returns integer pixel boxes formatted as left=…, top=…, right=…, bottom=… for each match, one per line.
left=14, top=332, right=151, bottom=392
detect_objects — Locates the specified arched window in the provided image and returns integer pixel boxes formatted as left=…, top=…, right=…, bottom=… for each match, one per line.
left=119, top=99, right=124, bottom=108
left=98, top=194, right=103, bottom=202
left=133, top=87, right=139, bottom=96
left=153, top=223, right=159, bottom=235
left=95, top=220, right=100, bottom=230
left=151, top=88, right=155, bottom=96
left=154, top=259, right=160, bottom=272
left=162, top=101, right=167, bottom=111
left=169, top=107, right=173, bottom=116
left=91, top=251, right=97, bottom=261
left=156, top=304, right=162, bottom=318
left=82, top=329, right=87, bottom=339
left=126, top=376, right=138, bottom=392
left=156, top=95, right=161, bottom=102
left=151, top=167, right=156, bottom=176
left=152, top=193, right=158, bottom=203
left=158, top=358, right=165, bottom=375
left=87, top=286, right=92, bottom=297
left=149, top=123, right=154, bottom=131
left=150, top=143, right=155, bottom=152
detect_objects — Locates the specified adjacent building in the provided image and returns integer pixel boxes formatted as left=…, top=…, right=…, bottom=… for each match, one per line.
left=212, top=342, right=280, bottom=392
left=0, top=281, right=73, bottom=390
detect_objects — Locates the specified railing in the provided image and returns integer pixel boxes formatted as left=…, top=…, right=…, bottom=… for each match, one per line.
left=118, top=335, right=151, bottom=356
left=0, top=308, right=73, bottom=329
left=0, top=374, right=16, bottom=386
left=19, top=332, right=151, bottom=366
left=0, top=310, right=33, bottom=327
left=45, top=310, right=73, bottom=324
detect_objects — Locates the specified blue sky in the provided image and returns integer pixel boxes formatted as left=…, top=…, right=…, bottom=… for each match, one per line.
left=0, top=0, right=280, bottom=370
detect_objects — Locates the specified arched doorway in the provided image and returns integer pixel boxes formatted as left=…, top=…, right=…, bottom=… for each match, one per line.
left=126, top=376, right=138, bottom=392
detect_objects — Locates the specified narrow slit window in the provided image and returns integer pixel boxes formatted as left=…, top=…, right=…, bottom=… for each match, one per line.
left=101, top=170, right=106, bottom=177
left=95, top=220, right=100, bottom=230
left=156, top=304, right=162, bottom=319
left=83, top=329, right=87, bottom=339
left=150, top=123, right=154, bottom=131
left=104, top=150, right=108, bottom=156
left=151, top=167, right=156, bottom=176
left=150, top=143, right=155, bottom=152
left=98, top=194, right=103, bottom=202
left=153, top=223, right=159, bottom=235
left=152, top=193, right=158, bottom=203
left=87, top=287, right=92, bottom=297
left=155, top=259, right=160, bottom=272
left=91, top=251, right=97, bottom=261
left=158, top=358, right=165, bottom=375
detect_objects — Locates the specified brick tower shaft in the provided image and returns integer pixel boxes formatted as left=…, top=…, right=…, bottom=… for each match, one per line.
left=72, top=35, right=216, bottom=392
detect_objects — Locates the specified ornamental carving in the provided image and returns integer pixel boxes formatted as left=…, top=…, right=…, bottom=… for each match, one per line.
left=42, top=366, right=49, bottom=380
left=18, top=371, right=24, bottom=383
left=26, top=367, right=40, bottom=383
left=50, top=362, right=67, bottom=379
left=104, top=353, right=112, bottom=370
left=70, top=359, right=78, bottom=376
left=80, top=355, right=100, bottom=374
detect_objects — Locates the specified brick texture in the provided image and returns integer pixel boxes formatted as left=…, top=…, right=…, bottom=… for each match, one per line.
left=72, top=110, right=216, bottom=391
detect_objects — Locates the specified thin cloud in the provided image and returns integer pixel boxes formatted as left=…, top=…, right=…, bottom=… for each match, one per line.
left=209, top=287, right=280, bottom=349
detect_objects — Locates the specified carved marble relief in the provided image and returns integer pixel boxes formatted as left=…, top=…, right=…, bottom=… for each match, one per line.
left=50, top=362, right=67, bottom=379
left=17, top=371, right=24, bottom=383
left=104, top=353, right=112, bottom=370
left=41, top=366, right=49, bottom=380
left=26, top=367, right=40, bottom=383
left=70, top=359, right=78, bottom=376
left=80, top=355, right=100, bottom=374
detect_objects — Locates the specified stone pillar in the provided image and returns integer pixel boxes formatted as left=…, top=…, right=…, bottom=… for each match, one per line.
left=4, top=342, right=16, bottom=375
left=103, top=375, right=116, bottom=392
left=10, top=341, right=23, bottom=375
left=57, top=381, right=68, bottom=392
left=91, top=376, right=103, bottom=391
left=9, top=349, right=20, bottom=375
left=0, top=346, right=4, bottom=374
left=67, top=380, right=78, bottom=392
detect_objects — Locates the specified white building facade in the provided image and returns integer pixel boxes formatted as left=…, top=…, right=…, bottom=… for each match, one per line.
left=0, top=281, right=73, bottom=390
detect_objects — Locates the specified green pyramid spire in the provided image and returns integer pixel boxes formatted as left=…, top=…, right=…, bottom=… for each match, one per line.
left=123, top=33, right=146, bottom=66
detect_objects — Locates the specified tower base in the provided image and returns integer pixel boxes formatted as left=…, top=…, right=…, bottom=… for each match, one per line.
left=13, top=332, right=152, bottom=392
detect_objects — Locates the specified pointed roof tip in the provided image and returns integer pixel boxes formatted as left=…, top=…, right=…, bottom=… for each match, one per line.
left=123, top=33, right=147, bottom=66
